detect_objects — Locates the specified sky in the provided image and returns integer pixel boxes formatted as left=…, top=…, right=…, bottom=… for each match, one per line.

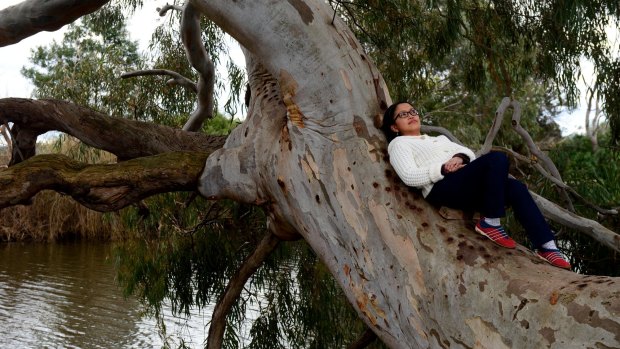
left=0, top=1, right=607, bottom=137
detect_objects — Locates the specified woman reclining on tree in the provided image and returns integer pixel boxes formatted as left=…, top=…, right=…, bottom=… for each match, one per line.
left=381, top=101, right=571, bottom=270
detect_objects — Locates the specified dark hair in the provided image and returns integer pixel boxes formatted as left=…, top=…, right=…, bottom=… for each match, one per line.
left=381, top=101, right=409, bottom=143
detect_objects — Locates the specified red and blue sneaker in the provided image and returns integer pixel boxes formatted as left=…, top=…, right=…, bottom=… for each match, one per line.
left=537, top=248, right=571, bottom=269
left=474, top=219, right=516, bottom=249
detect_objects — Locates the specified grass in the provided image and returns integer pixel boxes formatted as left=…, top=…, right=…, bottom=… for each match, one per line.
left=0, top=136, right=125, bottom=242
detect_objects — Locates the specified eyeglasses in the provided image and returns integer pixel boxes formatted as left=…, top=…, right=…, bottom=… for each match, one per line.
left=394, top=108, right=420, bottom=120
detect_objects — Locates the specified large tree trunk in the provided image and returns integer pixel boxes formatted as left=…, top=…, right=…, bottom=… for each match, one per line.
left=0, top=1, right=618, bottom=348
left=194, top=1, right=620, bottom=348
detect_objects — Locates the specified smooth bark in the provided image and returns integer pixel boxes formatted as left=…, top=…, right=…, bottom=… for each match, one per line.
left=192, top=1, right=620, bottom=348
left=0, top=0, right=111, bottom=46
left=0, top=1, right=618, bottom=348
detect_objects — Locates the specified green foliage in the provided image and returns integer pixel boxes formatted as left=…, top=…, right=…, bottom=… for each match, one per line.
left=539, top=132, right=620, bottom=276
left=330, top=0, right=620, bottom=143
left=114, top=194, right=383, bottom=348
left=21, top=5, right=155, bottom=120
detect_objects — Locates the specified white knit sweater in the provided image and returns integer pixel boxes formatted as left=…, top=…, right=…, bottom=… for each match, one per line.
left=388, top=135, right=477, bottom=197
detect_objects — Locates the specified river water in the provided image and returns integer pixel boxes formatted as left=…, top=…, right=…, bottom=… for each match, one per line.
left=0, top=242, right=214, bottom=348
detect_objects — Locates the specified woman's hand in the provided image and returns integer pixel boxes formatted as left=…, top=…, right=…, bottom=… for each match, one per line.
left=443, top=156, right=465, bottom=174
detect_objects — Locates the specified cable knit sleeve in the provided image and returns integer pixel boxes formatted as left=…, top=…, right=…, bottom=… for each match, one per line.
left=388, top=139, right=444, bottom=187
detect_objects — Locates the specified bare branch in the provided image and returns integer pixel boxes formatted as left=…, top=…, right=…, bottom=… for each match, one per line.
left=206, top=232, right=280, bottom=349
left=0, top=152, right=209, bottom=212
left=496, top=146, right=618, bottom=216
left=0, top=0, right=111, bottom=47
left=1, top=123, right=13, bottom=156
left=509, top=100, right=575, bottom=212
left=0, top=98, right=226, bottom=163
left=121, top=69, right=198, bottom=93
left=477, top=97, right=511, bottom=156
left=157, top=3, right=184, bottom=16
left=532, top=192, right=620, bottom=253
left=180, top=2, right=215, bottom=132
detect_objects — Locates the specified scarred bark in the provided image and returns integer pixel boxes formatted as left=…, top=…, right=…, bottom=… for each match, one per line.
left=192, top=1, right=620, bottom=348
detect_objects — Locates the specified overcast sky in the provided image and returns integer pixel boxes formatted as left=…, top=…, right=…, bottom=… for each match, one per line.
left=1, top=1, right=609, bottom=136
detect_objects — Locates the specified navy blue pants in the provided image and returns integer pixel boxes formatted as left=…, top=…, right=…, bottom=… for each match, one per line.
left=426, top=152, right=554, bottom=248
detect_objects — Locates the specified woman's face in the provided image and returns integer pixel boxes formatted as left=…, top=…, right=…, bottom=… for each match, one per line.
left=390, top=103, right=421, bottom=136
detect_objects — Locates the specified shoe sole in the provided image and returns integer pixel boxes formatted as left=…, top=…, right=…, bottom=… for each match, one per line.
left=474, top=226, right=516, bottom=249
left=536, top=253, right=571, bottom=270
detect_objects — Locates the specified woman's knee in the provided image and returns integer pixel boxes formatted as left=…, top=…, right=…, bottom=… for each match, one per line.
left=478, top=151, right=509, bottom=171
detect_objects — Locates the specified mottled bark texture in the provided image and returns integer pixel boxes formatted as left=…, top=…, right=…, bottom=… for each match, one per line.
left=193, top=1, right=620, bottom=348
left=0, top=1, right=618, bottom=348
left=0, top=152, right=208, bottom=211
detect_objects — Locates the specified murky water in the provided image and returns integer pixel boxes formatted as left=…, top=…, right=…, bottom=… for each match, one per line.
left=0, top=242, right=213, bottom=348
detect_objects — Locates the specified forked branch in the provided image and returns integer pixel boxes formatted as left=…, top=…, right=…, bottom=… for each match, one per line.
left=478, top=97, right=575, bottom=212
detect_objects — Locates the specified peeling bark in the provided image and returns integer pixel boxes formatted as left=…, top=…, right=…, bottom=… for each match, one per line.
left=191, top=1, right=620, bottom=348
left=0, top=1, right=619, bottom=348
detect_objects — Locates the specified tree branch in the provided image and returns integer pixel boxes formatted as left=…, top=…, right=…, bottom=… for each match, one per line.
left=479, top=97, right=575, bottom=211
left=206, top=232, right=280, bottom=349
left=180, top=2, right=215, bottom=132
left=532, top=192, right=620, bottom=253
left=509, top=99, right=575, bottom=212
left=477, top=97, right=511, bottom=156
left=0, top=0, right=111, bottom=47
left=0, top=152, right=209, bottom=212
left=157, top=3, right=184, bottom=16
left=121, top=69, right=198, bottom=93
left=495, top=146, right=618, bottom=216
left=0, top=98, right=226, bottom=163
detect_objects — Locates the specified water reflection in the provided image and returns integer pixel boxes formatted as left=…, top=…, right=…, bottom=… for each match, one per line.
left=0, top=242, right=211, bottom=348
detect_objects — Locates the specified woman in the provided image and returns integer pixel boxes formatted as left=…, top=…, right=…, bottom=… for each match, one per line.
left=381, top=101, right=571, bottom=269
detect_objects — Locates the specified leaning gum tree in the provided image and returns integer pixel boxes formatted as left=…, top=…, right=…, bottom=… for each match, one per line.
left=0, top=1, right=619, bottom=348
